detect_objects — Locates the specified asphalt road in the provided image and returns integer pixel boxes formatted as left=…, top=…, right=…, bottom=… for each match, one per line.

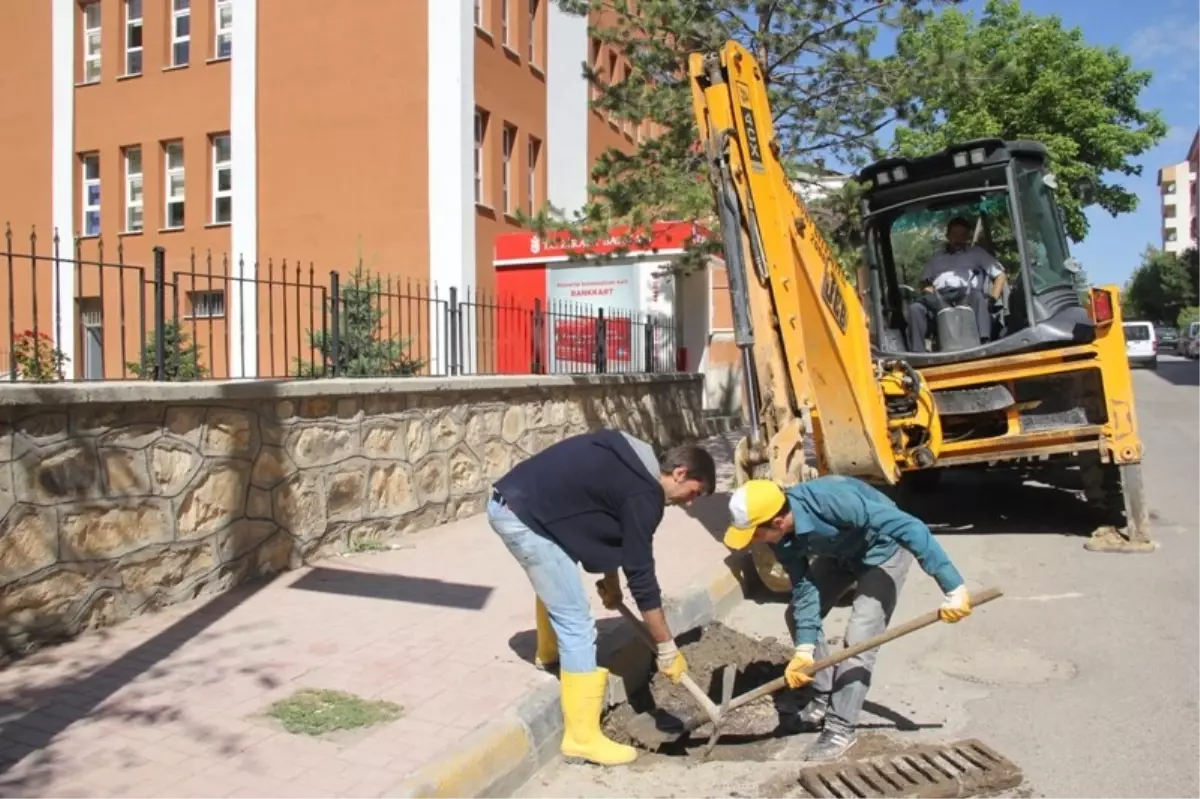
left=523, top=354, right=1200, bottom=798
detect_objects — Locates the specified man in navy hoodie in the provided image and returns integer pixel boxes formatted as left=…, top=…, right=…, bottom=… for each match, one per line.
left=488, top=429, right=716, bottom=767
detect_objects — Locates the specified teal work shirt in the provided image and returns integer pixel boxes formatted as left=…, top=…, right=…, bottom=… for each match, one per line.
left=770, top=475, right=964, bottom=647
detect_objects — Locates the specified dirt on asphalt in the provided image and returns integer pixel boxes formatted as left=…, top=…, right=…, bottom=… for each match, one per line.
left=602, top=622, right=799, bottom=759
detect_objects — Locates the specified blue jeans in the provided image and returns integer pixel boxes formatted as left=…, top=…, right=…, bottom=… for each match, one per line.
left=486, top=496, right=598, bottom=673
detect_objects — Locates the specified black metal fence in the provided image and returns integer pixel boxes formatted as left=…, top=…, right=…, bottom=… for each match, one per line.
left=0, top=225, right=682, bottom=382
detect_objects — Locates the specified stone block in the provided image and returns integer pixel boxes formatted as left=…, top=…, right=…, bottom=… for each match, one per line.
left=250, top=444, right=297, bottom=489
left=120, top=543, right=216, bottom=599
left=176, top=460, right=251, bottom=540
left=0, top=569, right=90, bottom=643
left=58, top=501, right=171, bottom=561
left=99, top=424, right=162, bottom=450
left=0, top=505, right=58, bottom=583
left=149, top=441, right=202, bottom=497
left=15, top=413, right=68, bottom=445
left=15, top=442, right=100, bottom=504
left=448, top=446, right=483, bottom=497
left=480, top=439, right=512, bottom=481
left=361, top=421, right=407, bottom=460
left=414, top=453, right=450, bottom=505
left=405, top=418, right=431, bottom=462
left=216, top=519, right=280, bottom=564
left=367, top=463, right=417, bottom=516
left=327, top=460, right=368, bottom=521
left=501, top=406, right=526, bottom=444
left=285, top=423, right=358, bottom=468
left=99, top=448, right=151, bottom=495
left=0, top=462, right=14, bottom=522
left=246, top=486, right=273, bottom=520
left=202, top=408, right=258, bottom=459
left=164, top=406, right=206, bottom=446
left=272, top=471, right=326, bottom=539
left=429, top=413, right=465, bottom=452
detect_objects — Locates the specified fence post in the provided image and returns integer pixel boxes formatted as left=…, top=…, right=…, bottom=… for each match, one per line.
left=329, top=270, right=341, bottom=378
left=531, top=298, right=545, bottom=374
left=644, top=316, right=655, bottom=373
left=153, top=246, right=166, bottom=381
left=594, top=308, right=607, bottom=374
left=447, top=286, right=460, bottom=377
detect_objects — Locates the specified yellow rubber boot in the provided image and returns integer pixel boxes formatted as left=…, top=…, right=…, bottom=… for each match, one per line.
left=535, top=597, right=559, bottom=670
left=560, top=668, right=638, bottom=766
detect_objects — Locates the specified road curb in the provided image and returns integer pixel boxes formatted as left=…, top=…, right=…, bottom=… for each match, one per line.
left=385, top=562, right=749, bottom=798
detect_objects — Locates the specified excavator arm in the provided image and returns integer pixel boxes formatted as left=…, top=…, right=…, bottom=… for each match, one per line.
left=688, top=41, right=943, bottom=491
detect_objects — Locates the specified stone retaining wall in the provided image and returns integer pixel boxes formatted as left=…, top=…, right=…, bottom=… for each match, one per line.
left=0, top=374, right=703, bottom=657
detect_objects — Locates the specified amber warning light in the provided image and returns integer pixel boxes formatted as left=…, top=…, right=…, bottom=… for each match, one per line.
left=1091, top=289, right=1114, bottom=325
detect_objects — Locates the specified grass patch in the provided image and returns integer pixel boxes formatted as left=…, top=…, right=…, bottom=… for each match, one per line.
left=266, top=688, right=402, bottom=736
left=347, top=537, right=389, bottom=553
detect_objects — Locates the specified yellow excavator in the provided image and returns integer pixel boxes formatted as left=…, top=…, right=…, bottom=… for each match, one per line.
left=688, top=41, right=1153, bottom=592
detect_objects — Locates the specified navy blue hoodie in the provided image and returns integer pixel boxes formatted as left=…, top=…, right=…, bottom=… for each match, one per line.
left=493, top=429, right=666, bottom=611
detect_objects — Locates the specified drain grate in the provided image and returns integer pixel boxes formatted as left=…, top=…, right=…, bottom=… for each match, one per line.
left=797, top=738, right=1023, bottom=799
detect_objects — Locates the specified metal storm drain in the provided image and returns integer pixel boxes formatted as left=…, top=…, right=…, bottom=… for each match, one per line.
left=797, top=739, right=1024, bottom=799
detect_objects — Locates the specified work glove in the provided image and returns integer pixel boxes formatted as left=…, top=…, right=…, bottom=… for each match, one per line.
left=939, top=585, right=972, bottom=623
left=656, top=641, right=688, bottom=684
left=784, top=644, right=816, bottom=689
left=595, top=574, right=622, bottom=610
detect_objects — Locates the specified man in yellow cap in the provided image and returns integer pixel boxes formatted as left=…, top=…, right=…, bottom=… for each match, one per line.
left=725, top=475, right=972, bottom=762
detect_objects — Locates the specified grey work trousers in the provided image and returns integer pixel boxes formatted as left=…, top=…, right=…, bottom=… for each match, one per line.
left=792, top=548, right=912, bottom=732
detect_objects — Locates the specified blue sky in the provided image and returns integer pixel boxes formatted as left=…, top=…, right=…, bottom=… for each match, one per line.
left=875, top=0, right=1200, bottom=286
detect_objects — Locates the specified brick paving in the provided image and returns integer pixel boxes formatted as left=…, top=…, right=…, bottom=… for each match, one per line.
left=0, top=433, right=740, bottom=798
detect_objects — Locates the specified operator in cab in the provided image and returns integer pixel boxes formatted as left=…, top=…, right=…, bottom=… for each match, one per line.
left=723, top=475, right=972, bottom=762
left=487, top=429, right=716, bottom=767
left=905, top=216, right=1007, bottom=352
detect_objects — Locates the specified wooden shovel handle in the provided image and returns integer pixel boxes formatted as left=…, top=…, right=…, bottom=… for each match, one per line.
left=614, top=601, right=722, bottom=722
left=721, top=586, right=1004, bottom=714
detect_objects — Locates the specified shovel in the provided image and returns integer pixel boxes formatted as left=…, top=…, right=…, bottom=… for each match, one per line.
left=632, top=586, right=1003, bottom=757
left=612, top=601, right=736, bottom=750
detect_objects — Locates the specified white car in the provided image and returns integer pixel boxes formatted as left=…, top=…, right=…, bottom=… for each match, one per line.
left=1123, top=321, right=1157, bottom=369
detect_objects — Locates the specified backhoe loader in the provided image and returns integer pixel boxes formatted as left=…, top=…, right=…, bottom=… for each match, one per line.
left=687, top=41, right=1153, bottom=592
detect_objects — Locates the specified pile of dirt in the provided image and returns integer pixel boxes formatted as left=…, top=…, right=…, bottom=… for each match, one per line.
left=603, top=622, right=795, bottom=751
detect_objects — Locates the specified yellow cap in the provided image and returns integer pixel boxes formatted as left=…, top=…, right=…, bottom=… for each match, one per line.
left=724, top=480, right=787, bottom=550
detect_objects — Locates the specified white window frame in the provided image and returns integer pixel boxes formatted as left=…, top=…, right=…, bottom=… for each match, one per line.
left=474, top=108, right=488, bottom=206
left=81, top=153, right=101, bottom=237
left=527, top=136, right=540, bottom=215
left=473, top=0, right=483, bottom=30
left=214, top=0, right=232, bottom=59
left=124, top=0, right=143, bottom=76
left=211, top=133, right=232, bottom=224
left=171, top=0, right=191, bottom=67
left=500, top=0, right=510, bottom=47
left=501, top=124, right=516, bottom=213
left=164, top=141, right=185, bottom=229
left=82, top=3, right=102, bottom=83
left=124, top=146, right=143, bottom=233
left=528, top=0, right=538, bottom=64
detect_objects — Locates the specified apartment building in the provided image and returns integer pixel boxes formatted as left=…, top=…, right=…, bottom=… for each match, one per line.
left=1156, top=161, right=1195, bottom=257
left=0, top=0, right=647, bottom=378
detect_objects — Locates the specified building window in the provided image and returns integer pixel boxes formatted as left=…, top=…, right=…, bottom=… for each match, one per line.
left=529, top=0, right=539, bottom=64
left=1166, top=229, right=1178, bottom=243
left=79, top=297, right=104, bottom=380
left=186, top=290, right=225, bottom=318
left=171, top=0, right=191, bottom=67
left=474, top=0, right=483, bottom=29
left=589, top=38, right=601, bottom=103
left=124, top=146, right=143, bottom=232
left=211, top=133, right=232, bottom=224
left=81, top=153, right=100, bottom=237
left=164, top=141, right=185, bottom=228
left=1164, top=204, right=1177, bottom=219
left=82, top=3, right=102, bottom=83
left=1164, top=180, right=1177, bottom=194
left=501, top=123, right=516, bottom=213
left=215, top=0, right=232, bottom=59
left=500, top=0, right=510, bottom=47
left=474, top=108, right=489, bottom=205
left=527, top=136, right=541, bottom=215
left=125, top=0, right=143, bottom=75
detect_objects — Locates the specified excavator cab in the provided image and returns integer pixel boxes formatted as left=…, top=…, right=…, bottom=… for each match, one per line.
left=859, top=139, right=1094, bottom=367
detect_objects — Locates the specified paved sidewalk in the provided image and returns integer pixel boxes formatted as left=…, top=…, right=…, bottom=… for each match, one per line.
left=0, top=433, right=742, bottom=799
